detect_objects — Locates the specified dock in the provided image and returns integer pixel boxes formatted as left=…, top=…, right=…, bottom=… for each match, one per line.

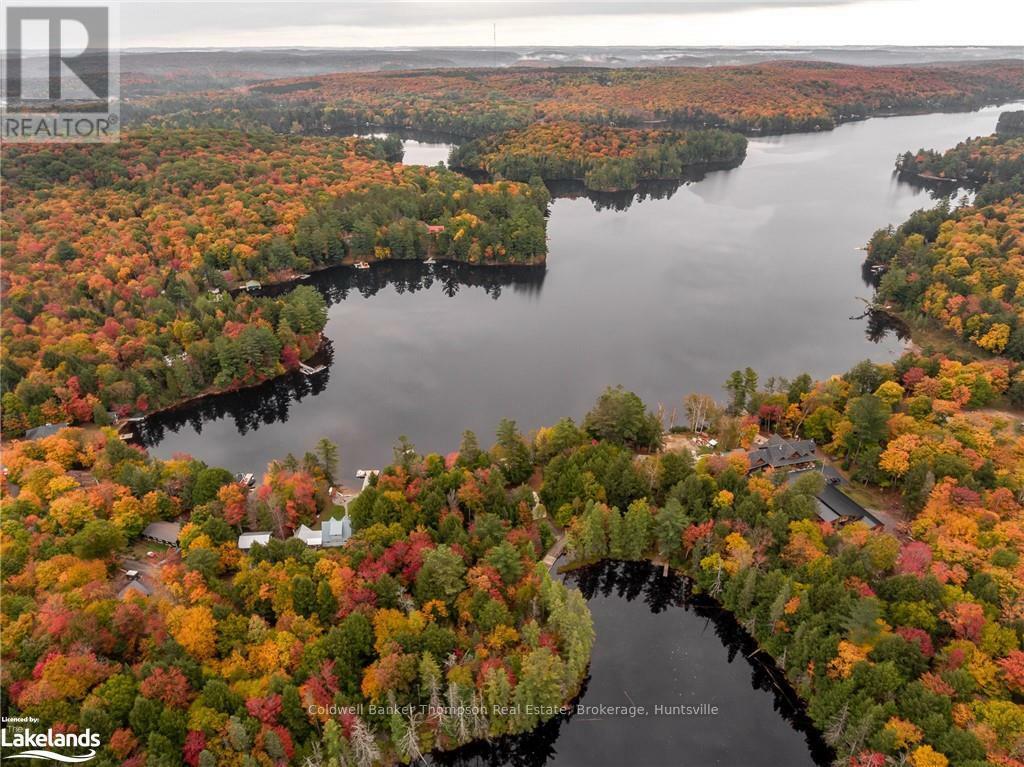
left=355, top=469, right=380, bottom=491
left=298, top=362, right=326, bottom=375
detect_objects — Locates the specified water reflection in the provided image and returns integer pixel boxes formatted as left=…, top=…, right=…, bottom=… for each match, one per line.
left=432, top=561, right=831, bottom=767
left=134, top=341, right=334, bottom=447
left=147, top=105, right=1020, bottom=481
left=260, top=260, right=546, bottom=305
left=136, top=262, right=547, bottom=448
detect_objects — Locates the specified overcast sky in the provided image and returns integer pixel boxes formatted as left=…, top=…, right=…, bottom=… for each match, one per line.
left=116, top=0, right=1022, bottom=48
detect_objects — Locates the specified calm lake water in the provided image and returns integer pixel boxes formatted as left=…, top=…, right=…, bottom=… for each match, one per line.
left=142, top=103, right=1019, bottom=480
left=433, top=561, right=829, bottom=767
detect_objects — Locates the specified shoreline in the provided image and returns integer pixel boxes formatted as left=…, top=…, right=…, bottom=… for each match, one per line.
left=228, top=252, right=547, bottom=294
left=117, top=334, right=328, bottom=437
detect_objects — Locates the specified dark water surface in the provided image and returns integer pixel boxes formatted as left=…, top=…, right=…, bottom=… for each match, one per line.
left=143, top=104, right=1019, bottom=480
left=432, top=561, right=829, bottom=767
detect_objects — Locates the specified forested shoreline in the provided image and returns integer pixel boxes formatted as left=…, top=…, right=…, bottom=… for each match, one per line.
left=0, top=131, right=548, bottom=437
left=449, top=123, right=747, bottom=192
left=3, top=351, right=1022, bottom=765
left=866, top=111, right=1024, bottom=365
left=128, top=61, right=1024, bottom=138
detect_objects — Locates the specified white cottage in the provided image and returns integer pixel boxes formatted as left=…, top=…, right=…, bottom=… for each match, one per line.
left=295, top=524, right=323, bottom=547
left=321, top=516, right=352, bottom=547
left=238, top=531, right=272, bottom=550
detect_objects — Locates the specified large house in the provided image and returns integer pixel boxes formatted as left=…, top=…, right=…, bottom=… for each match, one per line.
left=747, top=434, right=818, bottom=472
left=787, top=467, right=884, bottom=530
left=816, top=483, right=883, bottom=529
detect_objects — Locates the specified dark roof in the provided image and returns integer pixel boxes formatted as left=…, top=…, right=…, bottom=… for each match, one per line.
left=24, top=423, right=69, bottom=440
left=141, top=521, right=182, bottom=545
left=816, top=484, right=882, bottom=529
left=748, top=435, right=817, bottom=470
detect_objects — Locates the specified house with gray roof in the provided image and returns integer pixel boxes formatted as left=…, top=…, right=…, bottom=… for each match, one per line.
left=816, top=483, right=883, bottom=530
left=141, top=521, right=182, bottom=547
left=321, top=515, right=352, bottom=547
left=24, top=422, right=69, bottom=440
left=747, top=434, right=818, bottom=472
left=295, top=524, right=323, bottom=547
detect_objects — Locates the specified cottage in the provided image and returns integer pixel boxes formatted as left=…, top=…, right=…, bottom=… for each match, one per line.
left=294, top=524, right=322, bottom=547
left=141, top=521, right=182, bottom=547
left=238, top=532, right=272, bottom=550
left=321, top=516, right=352, bottom=547
left=747, top=434, right=817, bottom=472
left=24, top=422, right=69, bottom=440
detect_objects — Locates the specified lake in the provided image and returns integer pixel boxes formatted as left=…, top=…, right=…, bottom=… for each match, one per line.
left=432, top=561, right=830, bottom=767
left=141, top=104, right=1020, bottom=482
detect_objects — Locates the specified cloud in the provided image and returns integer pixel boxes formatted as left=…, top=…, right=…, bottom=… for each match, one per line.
left=118, top=0, right=1020, bottom=48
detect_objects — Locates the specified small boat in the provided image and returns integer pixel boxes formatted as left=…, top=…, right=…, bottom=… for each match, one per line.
left=354, top=261, right=370, bottom=270
left=296, top=273, right=311, bottom=280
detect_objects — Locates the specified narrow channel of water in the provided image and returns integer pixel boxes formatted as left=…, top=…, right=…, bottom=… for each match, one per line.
left=431, top=561, right=830, bottom=767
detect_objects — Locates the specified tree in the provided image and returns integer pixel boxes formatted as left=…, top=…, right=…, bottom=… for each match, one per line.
left=193, top=467, right=235, bottom=506
left=844, top=395, right=891, bottom=464
left=71, top=519, right=125, bottom=559
left=621, top=499, right=653, bottom=559
left=414, top=545, right=466, bottom=606
left=683, top=393, right=717, bottom=434
left=492, top=419, right=532, bottom=485
left=583, top=386, right=661, bottom=450
left=725, top=370, right=748, bottom=414
left=457, top=430, right=484, bottom=468
left=315, top=438, right=339, bottom=485
left=653, top=498, right=688, bottom=560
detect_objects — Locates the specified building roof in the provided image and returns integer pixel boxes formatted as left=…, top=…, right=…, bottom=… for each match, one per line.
left=816, top=483, right=883, bottom=529
left=24, top=423, right=69, bottom=440
left=118, top=580, right=151, bottom=599
left=748, top=434, right=817, bottom=471
left=238, top=532, right=272, bottom=550
left=295, top=524, right=322, bottom=547
left=321, top=516, right=352, bottom=547
left=141, top=521, right=182, bottom=546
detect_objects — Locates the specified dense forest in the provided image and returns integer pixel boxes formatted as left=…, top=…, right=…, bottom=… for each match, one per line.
left=2, top=358, right=1022, bottom=766
left=868, top=113, right=1024, bottom=361
left=0, top=131, right=548, bottom=436
left=0, top=426, right=593, bottom=767
left=449, top=123, right=747, bottom=191
left=128, top=61, right=1024, bottom=137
